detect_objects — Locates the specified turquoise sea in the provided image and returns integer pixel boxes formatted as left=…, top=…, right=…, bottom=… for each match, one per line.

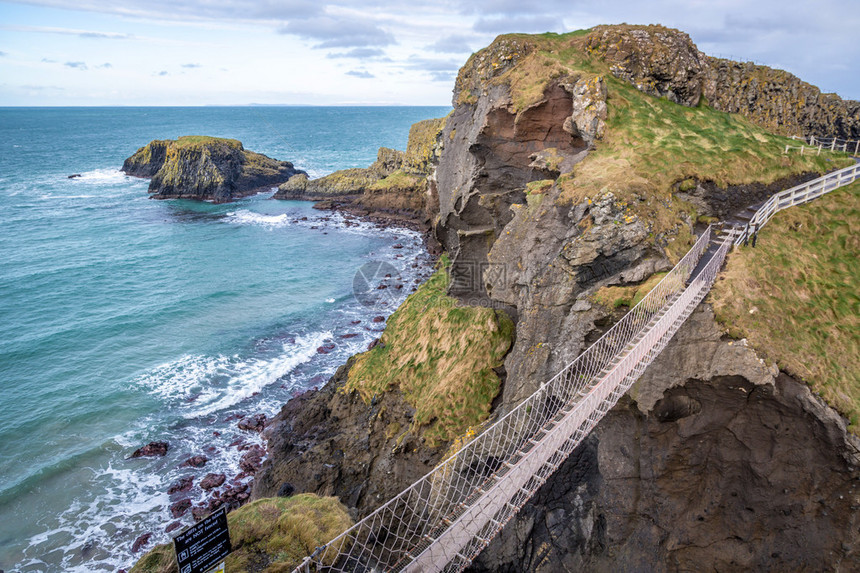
left=0, top=106, right=449, bottom=571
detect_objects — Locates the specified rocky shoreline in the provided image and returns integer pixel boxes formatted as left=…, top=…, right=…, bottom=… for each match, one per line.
left=121, top=209, right=438, bottom=562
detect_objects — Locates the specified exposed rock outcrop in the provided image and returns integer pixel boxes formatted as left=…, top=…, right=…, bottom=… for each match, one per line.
left=129, top=441, right=169, bottom=458
left=274, top=118, right=446, bottom=231
left=252, top=359, right=446, bottom=514
left=122, top=136, right=305, bottom=202
left=585, top=24, right=860, bottom=138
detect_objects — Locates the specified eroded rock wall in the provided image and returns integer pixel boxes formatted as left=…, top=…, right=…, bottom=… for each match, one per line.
left=435, top=63, right=665, bottom=402
left=470, top=305, right=860, bottom=572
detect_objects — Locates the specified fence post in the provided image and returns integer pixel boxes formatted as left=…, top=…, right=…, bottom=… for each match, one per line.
left=855, top=140, right=859, bottom=156
left=800, top=145, right=804, bottom=156
left=818, top=144, right=822, bottom=156
left=784, top=145, right=789, bottom=154
left=831, top=139, right=836, bottom=151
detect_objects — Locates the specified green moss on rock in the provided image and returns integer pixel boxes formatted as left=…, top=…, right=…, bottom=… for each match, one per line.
left=130, top=494, right=352, bottom=573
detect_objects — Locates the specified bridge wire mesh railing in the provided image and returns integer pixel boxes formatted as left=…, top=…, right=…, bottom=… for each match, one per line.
left=295, top=226, right=726, bottom=573
left=429, top=228, right=737, bottom=573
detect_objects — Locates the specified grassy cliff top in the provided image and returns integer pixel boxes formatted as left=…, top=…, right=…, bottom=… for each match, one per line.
left=456, top=27, right=854, bottom=261
left=710, top=181, right=860, bottom=432
left=130, top=494, right=352, bottom=573
left=346, top=256, right=514, bottom=446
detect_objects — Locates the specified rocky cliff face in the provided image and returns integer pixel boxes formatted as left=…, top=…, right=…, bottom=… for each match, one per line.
left=252, top=358, right=447, bottom=514
left=122, top=136, right=304, bottom=202
left=585, top=24, right=860, bottom=139
left=251, top=24, right=859, bottom=571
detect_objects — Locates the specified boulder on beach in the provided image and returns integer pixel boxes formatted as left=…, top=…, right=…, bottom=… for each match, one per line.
left=167, top=476, right=194, bottom=495
left=237, top=413, right=267, bottom=433
left=179, top=455, right=208, bottom=468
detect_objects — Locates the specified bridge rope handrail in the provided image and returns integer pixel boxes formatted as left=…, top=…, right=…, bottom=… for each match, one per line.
left=294, top=161, right=860, bottom=573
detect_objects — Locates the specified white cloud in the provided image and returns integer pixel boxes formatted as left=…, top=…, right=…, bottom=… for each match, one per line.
left=2, top=0, right=858, bottom=104
left=278, top=14, right=396, bottom=48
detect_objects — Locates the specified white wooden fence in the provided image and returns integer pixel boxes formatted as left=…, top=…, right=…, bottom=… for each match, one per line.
left=734, top=161, right=860, bottom=245
left=788, top=135, right=860, bottom=156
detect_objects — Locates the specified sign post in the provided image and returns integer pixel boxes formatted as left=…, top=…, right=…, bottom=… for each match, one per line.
left=174, top=508, right=232, bottom=573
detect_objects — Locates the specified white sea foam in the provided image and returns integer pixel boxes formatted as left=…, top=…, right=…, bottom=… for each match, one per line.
left=42, top=194, right=97, bottom=199
left=75, top=168, right=129, bottom=183
left=22, top=461, right=170, bottom=572
left=224, top=209, right=290, bottom=228
left=136, top=331, right=330, bottom=419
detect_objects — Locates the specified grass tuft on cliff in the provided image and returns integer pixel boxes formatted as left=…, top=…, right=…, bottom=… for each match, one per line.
left=346, top=255, right=514, bottom=446
left=370, top=169, right=424, bottom=191
left=592, top=272, right=668, bottom=309
left=130, top=494, right=352, bottom=573
left=710, top=182, right=860, bottom=431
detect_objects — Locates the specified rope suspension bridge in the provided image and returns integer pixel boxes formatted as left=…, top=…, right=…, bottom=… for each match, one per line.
left=294, top=163, right=860, bottom=573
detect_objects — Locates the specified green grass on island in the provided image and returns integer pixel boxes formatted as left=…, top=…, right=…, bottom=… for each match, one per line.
left=131, top=494, right=352, bottom=573
left=369, top=169, right=424, bottom=191
left=346, top=255, right=514, bottom=446
left=172, top=135, right=243, bottom=149
left=710, top=182, right=860, bottom=431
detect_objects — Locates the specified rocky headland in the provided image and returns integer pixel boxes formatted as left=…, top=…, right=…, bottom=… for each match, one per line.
left=133, top=24, right=859, bottom=572
left=274, top=117, right=445, bottom=236
left=122, top=136, right=305, bottom=202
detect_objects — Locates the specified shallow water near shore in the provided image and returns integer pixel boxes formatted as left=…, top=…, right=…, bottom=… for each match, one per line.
left=0, top=105, right=448, bottom=571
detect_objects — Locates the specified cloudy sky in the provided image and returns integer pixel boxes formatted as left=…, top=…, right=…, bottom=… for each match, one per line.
left=0, top=0, right=857, bottom=106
